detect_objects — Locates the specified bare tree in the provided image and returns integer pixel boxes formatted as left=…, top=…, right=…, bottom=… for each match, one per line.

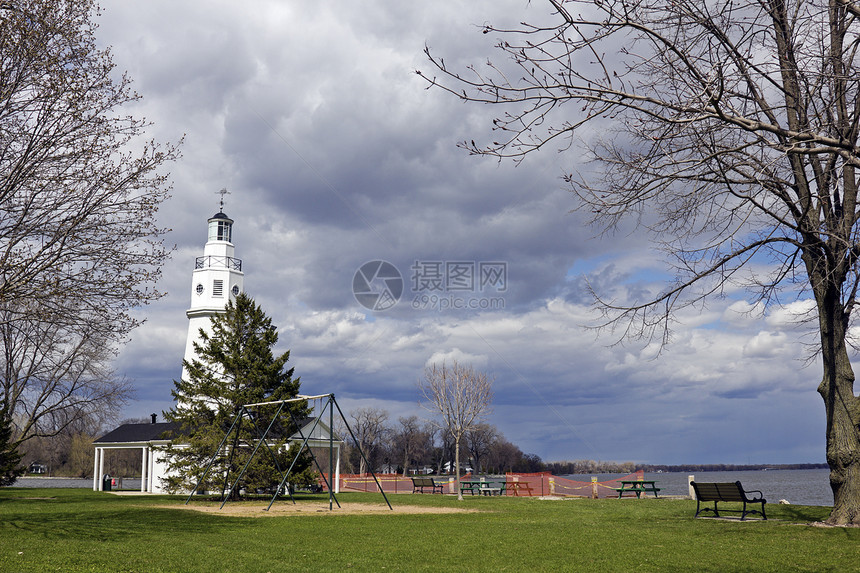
left=418, top=361, right=493, bottom=500
left=2, top=306, right=132, bottom=444
left=0, top=0, right=177, bottom=445
left=423, top=0, right=860, bottom=525
left=18, top=413, right=104, bottom=477
left=348, top=407, right=390, bottom=475
left=392, top=415, right=434, bottom=476
left=465, top=422, right=499, bottom=474
left=486, top=438, right=523, bottom=475
left=433, top=426, right=453, bottom=476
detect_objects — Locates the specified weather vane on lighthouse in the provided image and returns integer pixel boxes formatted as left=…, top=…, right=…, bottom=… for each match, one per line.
left=217, top=188, right=230, bottom=212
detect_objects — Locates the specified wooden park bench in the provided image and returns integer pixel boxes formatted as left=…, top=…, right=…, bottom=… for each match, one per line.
left=690, top=481, right=767, bottom=520
left=411, top=476, right=444, bottom=494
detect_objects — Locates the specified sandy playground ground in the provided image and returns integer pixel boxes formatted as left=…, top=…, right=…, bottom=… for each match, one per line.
left=156, top=500, right=476, bottom=517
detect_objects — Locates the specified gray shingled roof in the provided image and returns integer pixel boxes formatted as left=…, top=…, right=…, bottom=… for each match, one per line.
left=94, top=417, right=338, bottom=445
left=93, top=422, right=180, bottom=444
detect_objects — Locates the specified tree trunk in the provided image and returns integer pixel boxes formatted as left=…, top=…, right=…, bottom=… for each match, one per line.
left=817, top=292, right=860, bottom=525
left=455, top=435, right=463, bottom=501
left=402, top=446, right=410, bottom=477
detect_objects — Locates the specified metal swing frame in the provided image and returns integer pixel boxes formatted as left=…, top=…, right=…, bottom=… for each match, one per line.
left=185, top=393, right=392, bottom=511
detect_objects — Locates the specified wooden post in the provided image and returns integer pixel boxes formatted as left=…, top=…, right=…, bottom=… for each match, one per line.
left=688, top=475, right=695, bottom=499
left=591, top=477, right=598, bottom=499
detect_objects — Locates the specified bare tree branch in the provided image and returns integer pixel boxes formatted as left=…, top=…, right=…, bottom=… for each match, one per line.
left=423, top=0, right=860, bottom=523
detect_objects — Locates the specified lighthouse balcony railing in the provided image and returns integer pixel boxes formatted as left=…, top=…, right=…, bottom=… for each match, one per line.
left=195, top=256, right=242, bottom=271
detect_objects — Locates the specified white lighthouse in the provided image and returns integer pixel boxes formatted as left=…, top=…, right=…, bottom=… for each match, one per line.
left=181, top=196, right=244, bottom=381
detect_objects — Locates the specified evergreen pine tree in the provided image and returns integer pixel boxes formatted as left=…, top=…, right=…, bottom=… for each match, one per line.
left=0, top=402, right=23, bottom=487
left=162, top=293, right=311, bottom=496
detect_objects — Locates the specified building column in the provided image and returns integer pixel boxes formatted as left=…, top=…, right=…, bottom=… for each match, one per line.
left=140, top=447, right=148, bottom=493
left=148, top=447, right=155, bottom=493
left=93, top=448, right=100, bottom=491
left=97, top=448, right=105, bottom=491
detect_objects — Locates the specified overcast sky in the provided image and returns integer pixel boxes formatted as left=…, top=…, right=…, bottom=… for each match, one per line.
left=98, top=0, right=828, bottom=466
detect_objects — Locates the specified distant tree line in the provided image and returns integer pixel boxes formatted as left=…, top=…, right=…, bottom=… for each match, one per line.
left=16, top=417, right=148, bottom=479
left=542, top=460, right=639, bottom=475
left=9, top=412, right=829, bottom=481
left=638, top=463, right=828, bottom=473
left=338, top=408, right=544, bottom=475
left=536, top=461, right=827, bottom=475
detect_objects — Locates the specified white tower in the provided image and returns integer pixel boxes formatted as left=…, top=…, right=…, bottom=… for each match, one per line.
left=181, top=196, right=244, bottom=381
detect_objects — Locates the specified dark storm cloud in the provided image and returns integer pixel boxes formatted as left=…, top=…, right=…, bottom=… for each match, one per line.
left=103, top=0, right=828, bottom=465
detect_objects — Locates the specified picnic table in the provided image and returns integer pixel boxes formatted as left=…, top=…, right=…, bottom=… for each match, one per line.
left=614, top=480, right=661, bottom=498
left=460, top=480, right=504, bottom=496
left=505, top=481, right=535, bottom=496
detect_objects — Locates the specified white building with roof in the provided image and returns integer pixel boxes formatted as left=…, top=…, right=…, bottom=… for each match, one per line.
left=92, top=417, right=178, bottom=492
left=92, top=415, right=341, bottom=494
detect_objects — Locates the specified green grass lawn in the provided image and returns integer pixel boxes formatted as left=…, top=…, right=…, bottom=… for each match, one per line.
left=0, top=488, right=855, bottom=572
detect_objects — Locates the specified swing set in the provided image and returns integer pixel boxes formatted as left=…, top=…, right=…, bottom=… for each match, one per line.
left=185, top=393, right=392, bottom=511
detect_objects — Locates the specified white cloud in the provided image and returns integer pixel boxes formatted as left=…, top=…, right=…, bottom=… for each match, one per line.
left=424, top=349, right=490, bottom=370
left=765, top=299, right=817, bottom=329
left=743, top=331, right=789, bottom=358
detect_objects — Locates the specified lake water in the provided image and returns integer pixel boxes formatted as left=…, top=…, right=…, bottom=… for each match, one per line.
left=15, top=477, right=141, bottom=490
left=16, top=469, right=834, bottom=506
left=565, top=469, right=832, bottom=506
